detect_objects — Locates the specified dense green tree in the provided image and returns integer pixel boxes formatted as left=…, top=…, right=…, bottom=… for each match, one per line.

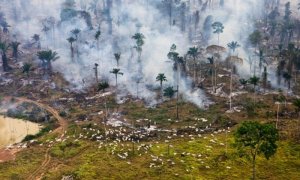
left=234, top=121, right=279, bottom=180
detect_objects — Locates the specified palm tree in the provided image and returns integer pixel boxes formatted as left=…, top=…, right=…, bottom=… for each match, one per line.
left=249, top=30, right=262, bottom=50
left=239, top=79, right=248, bottom=89
left=32, top=34, right=41, bottom=49
left=227, top=41, right=240, bottom=55
left=249, top=76, right=260, bottom=92
left=132, top=33, right=145, bottom=62
left=0, top=41, right=11, bottom=71
left=67, top=37, right=76, bottom=61
left=22, top=63, right=32, bottom=78
left=227, top=55, right=243, bottom=112
left=258, top=49, right=266, bottom=74
left=114, top=53, right=121, bottom=67
left=156, top=73, right=167, bottom=98
left=163, top=86, right=177, bottom=99
left=95, top=29, right=101, bottom=49
left=187, top=47, right=199, bottom=82
left=71, top=28, right=81, bottom=39
left=10, top=41, right=21, bottom=61
left=37, top=50, right=59, bottom=75
left=249, top=75, right=260, bottom=104
left=207, top=56, right=215, bottom=92
left=110, top=68, right=123, bottom=86
left=98, top=81, right=109, bottom=93
left=212, top=21, right=224, bottom=45
left=98, top=81, right=110, bottom=119
left=283, top=72, right=292, bottom=89
left=94, top=63, right=99, bottom=83
left=71, top=29, right=80, bottom=59
left=262, top=66, right=268, bottom=92
left=168, top=44, right=181, bottom=119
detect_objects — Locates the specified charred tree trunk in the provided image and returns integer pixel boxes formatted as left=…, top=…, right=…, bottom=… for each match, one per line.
left=2, top=53, right=11, bottom=71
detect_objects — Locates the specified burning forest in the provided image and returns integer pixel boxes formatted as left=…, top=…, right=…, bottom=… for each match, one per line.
left=0, top=0, right=299, bottom=179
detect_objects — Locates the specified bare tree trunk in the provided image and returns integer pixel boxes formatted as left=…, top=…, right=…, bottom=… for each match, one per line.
left=252, top=155, right=256, bottom=180
left=176, top=63, right=180, bottom=120
left=276, top=103, right=280, bottom=129
left=229, top=65, right=233, bottom=111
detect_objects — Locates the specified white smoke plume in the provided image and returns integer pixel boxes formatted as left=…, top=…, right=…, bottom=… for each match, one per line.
left=2, top=0, right=292, bottom=107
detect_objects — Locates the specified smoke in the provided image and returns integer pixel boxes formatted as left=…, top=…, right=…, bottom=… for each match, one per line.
left=1, top=0, right=294, bottom=107
left=0, top=0, right=211, bottom=108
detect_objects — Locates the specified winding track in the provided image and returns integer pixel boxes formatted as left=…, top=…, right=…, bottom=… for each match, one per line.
left=1, top=96, right=68, bottom=180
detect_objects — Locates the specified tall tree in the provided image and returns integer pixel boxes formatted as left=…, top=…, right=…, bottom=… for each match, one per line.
left=249, top=30, right=262, bottom=51
left=132, top=33, right=145, bottom=62
left=94, top=63, right=99, bottom=83
left=110, top=68, right=123, bottom=86
left=67, top=37, right=76, bottom=62
left=71, top=28, right=81, bottom=40
left=156, top=73, right=167, bottom=99
left=10, top=41, right=21, bottom=62
left=95, top=29, right=101, bottom=50
left=163, top=86, right=177, bottom=99
left=98, top=81, right=109, bottom=119
left=168, top=44, right=181, bottom=119
left=22, top=63, right=32, bottom=78
left=207, top=56, right=215, bottom=91
left=258, top=49, right=266, bottom=74
left=227, top=41, right=240, bottom=55
left=212, top=21, right=224, bottom=45
left=293, top=99, right=300, bottom=115
left=162, top=0, right=173, bottom=27
left=249, top=75, right=260, bottom=93
left=262, top=66, right=268, bottom=92
left=0, top=41, right=11, bottom=71
left=249, top=30, right=262, bottom=75
left=114, top=53, right=121, bottom=67
left=98, top=81, right=109, bottom=93
left=37, top=50, right=59, bottom=75
left=32, top=34, right=41, bottom=49
left=187, top=47, right=199, bottom=82
left=283, top=71, right=292, bottom=89
left=234, top=121, right=279, bottom=180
